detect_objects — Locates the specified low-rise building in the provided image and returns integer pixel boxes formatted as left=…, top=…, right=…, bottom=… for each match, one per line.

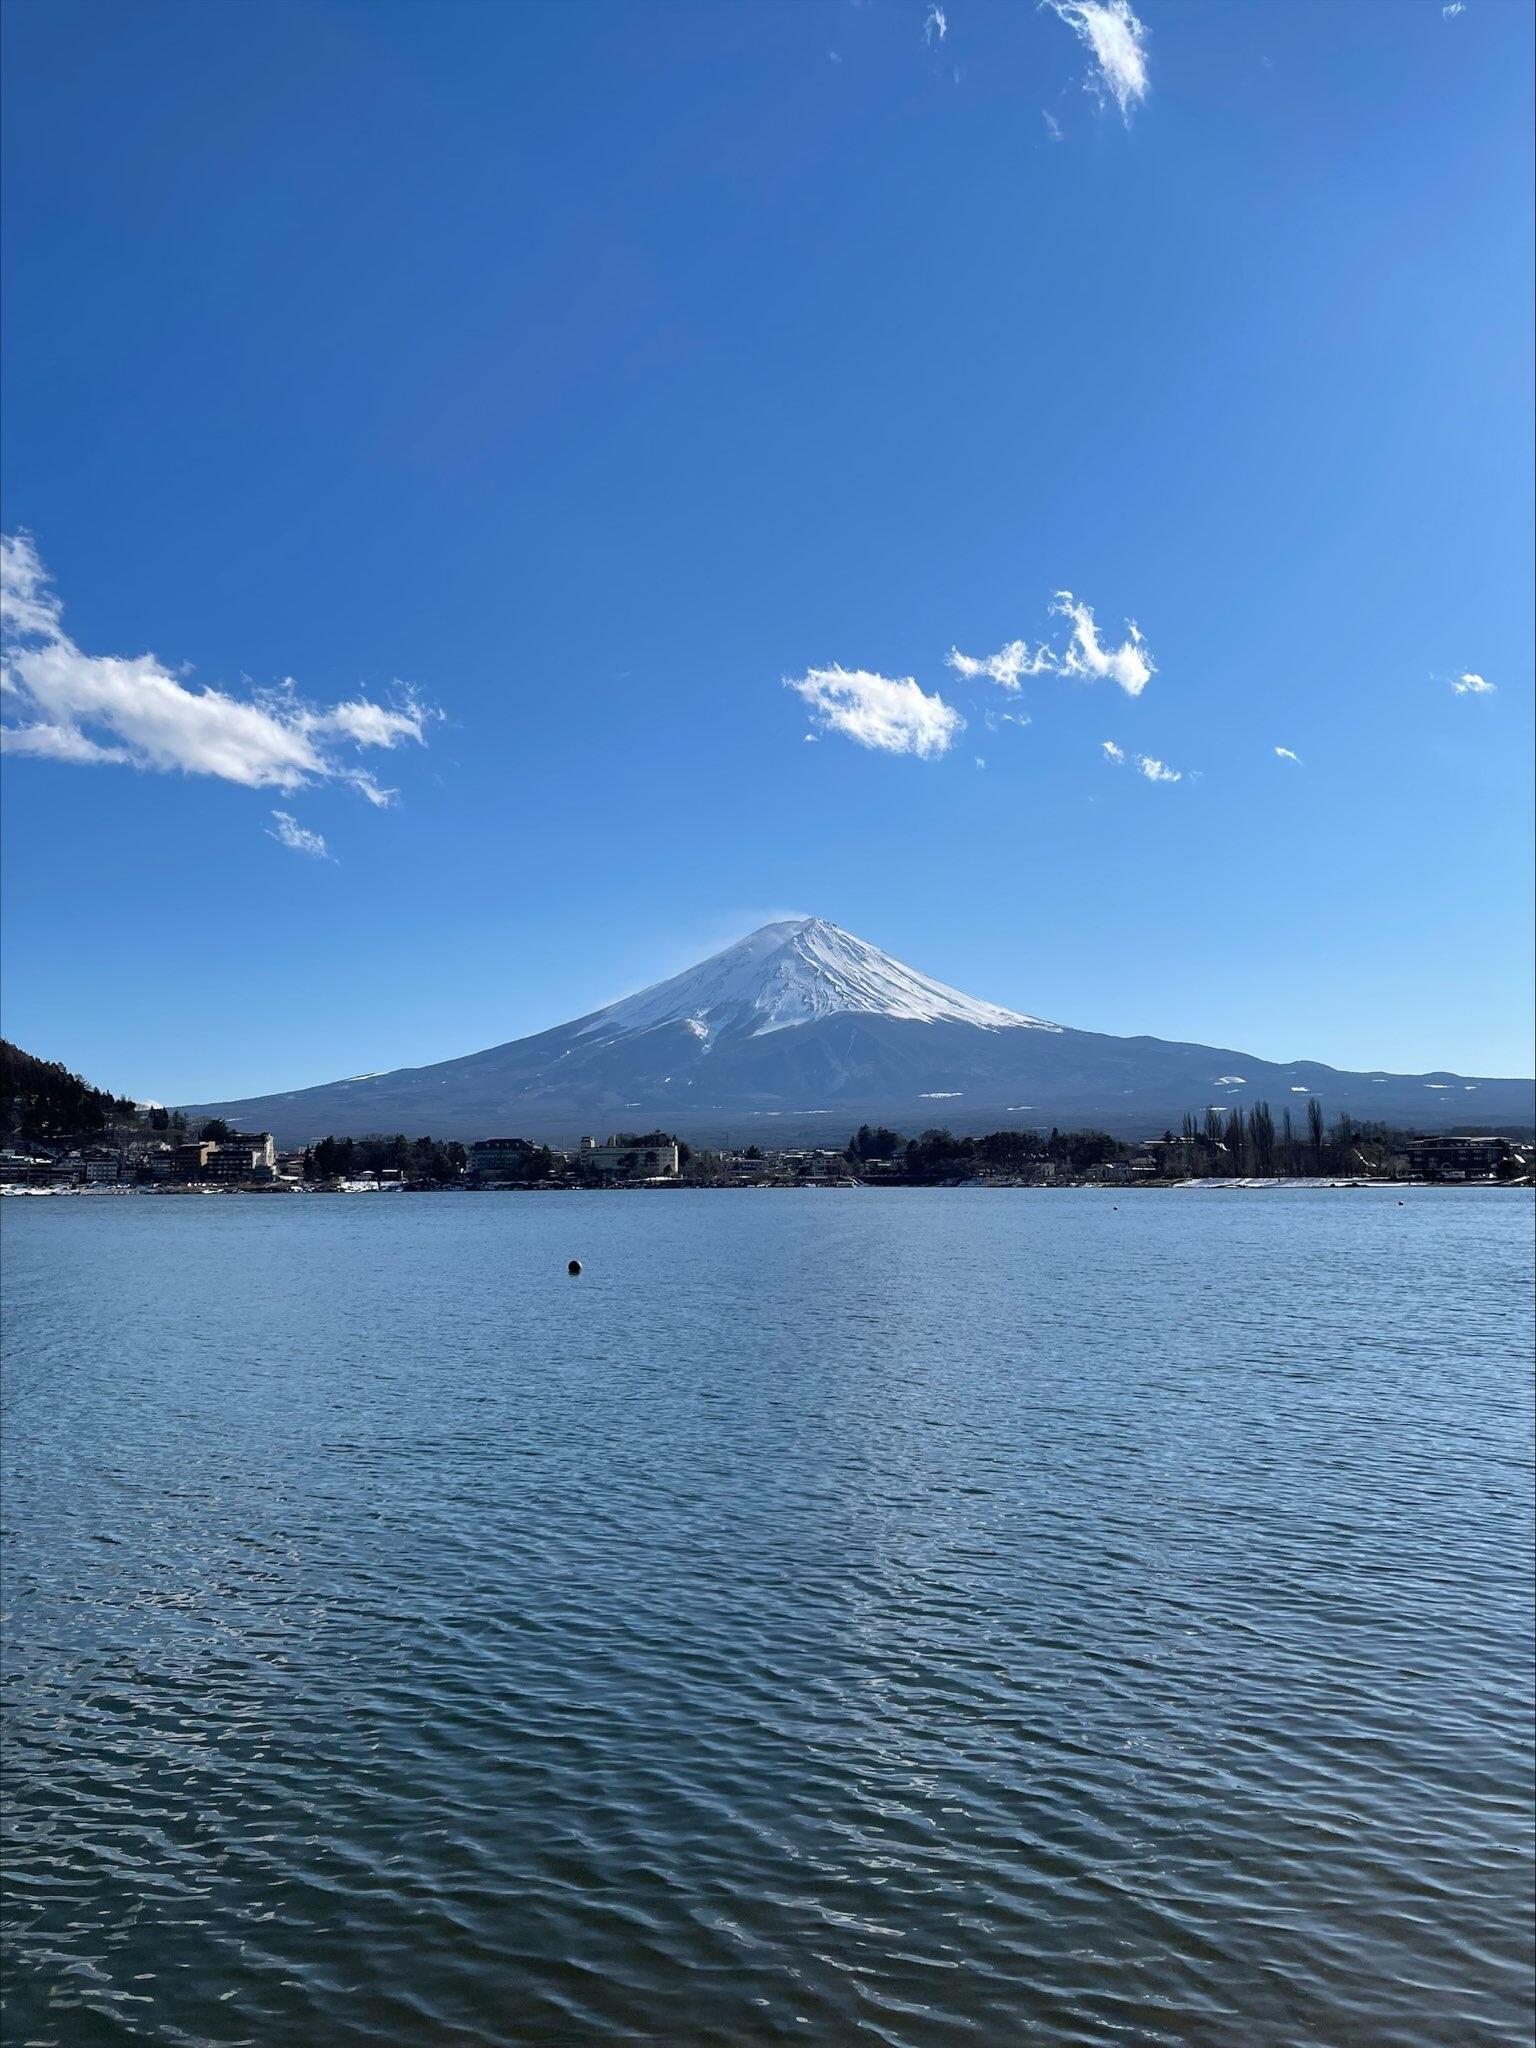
left=721, top=1152, right=775, bottom=1180
left=1405, top=1134, right=1518, bottom=1182
left=778, top=1149, right=849, bottom=1181
left=0, top=1151, right=51, bottom=1185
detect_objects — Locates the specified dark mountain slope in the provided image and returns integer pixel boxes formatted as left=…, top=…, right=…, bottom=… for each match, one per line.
left=179, top=919, right=1535, bottom=1144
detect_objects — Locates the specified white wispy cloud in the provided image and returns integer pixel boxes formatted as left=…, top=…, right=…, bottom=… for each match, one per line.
left=302, top=698, right=427, bottom=749
left=1042, top=0, right=1149, bottom=121
left=1452, top=671, right=1495, bottom=694
left=1042, top=109, right=1065, bottom=141
left=786, top=664, right=965, bottom=757
left=1103, top=738, right=1181, bottom=782
left=1, top=532, right=436, bottom=803
left=1274, top=745, right=1300, bottom=762
left=0, top=532, right=63, bottom=639
left=947, top=638, right=1055, bottom=689
left=951, top=591, right=1154, bottom=698
left=267, top=810, right=331, bottom=859
left=925, top=5, right=948, bottom=44
left=0, top=721, right=131, bottom=765
left=1053, top=591, right=1154, bottom=694
left=1442, top=3, right=1465, bottom=17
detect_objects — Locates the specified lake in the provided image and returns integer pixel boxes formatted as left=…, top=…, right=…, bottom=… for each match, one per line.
left=1, top=1189, right=1531, bottom=2047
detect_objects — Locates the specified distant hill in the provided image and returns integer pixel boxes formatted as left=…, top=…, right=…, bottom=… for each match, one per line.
left=1, top=1041, right=136, bottom=1146
left=178, top=918, right=1536, bottom=1146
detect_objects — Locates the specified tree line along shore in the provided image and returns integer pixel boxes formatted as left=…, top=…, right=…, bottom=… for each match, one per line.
left=2, top=1035, right=1530, bottom=1193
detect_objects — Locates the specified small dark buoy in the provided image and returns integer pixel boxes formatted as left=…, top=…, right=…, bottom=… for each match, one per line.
left=568, top=1259, right=582, bottom=1276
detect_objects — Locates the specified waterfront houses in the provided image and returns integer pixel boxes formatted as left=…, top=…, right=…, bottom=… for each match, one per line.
left=1, top=1117, right=1531, bottom=1194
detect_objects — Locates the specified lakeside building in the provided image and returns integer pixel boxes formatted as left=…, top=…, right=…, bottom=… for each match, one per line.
left=775, top=1148, right=856, bottom=1182
left=0, top=1151, right=51, bottom=1183
left=206, top=1139, right=276, bottom=1182
left=720, top=1153, right=776, bottom=1181
left=578, top=1135, right=681, bottom=1179
left=1405, top=1134, right=1521, bottom=1182
left=470, top=1137, right=544, bottom=1178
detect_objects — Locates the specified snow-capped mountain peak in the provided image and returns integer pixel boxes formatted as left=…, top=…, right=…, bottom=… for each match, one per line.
left=179, top=914, right=1534, bottom=1142
left=579, top=918, right=1059, bottom=1040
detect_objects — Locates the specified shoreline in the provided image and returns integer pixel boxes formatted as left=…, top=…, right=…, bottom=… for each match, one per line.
left=3, top=1177, right=1528, bottom=1199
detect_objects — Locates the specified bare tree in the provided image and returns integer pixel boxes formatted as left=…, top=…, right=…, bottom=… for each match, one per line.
left=1249, top=1100, right=1276, bottom=1174
left=1224, top=1106, right=1247, bottom=1174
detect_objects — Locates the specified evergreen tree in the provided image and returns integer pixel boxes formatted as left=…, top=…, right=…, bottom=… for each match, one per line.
left=847, top=1124, right=901, bottom=1162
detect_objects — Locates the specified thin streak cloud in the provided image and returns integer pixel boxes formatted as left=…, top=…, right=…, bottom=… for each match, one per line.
left=1102, top=739, right=1183, bottom=783
left=267, top=811, right=331, bottom=859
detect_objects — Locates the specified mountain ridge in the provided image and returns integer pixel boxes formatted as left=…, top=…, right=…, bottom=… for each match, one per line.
left=178, top=919, right=1536, bottom=1144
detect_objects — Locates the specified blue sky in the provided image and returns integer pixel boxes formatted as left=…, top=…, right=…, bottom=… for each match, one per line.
left=2, top=0, right=1531, bottom=1101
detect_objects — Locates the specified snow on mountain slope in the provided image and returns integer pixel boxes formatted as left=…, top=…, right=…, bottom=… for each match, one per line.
left=578, top=918, right=1059, bottom=1042
left=175, top=916, right=1535, bottom=1143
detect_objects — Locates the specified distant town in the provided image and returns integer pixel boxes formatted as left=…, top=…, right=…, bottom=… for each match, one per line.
left=1, top=1041, right=1529, bottom=1194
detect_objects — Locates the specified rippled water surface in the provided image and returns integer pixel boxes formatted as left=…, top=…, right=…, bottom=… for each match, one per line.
left=2, top=1189, right=1532, bottom=2047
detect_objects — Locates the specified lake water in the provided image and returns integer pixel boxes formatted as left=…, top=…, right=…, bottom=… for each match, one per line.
left=2, top=1189, right=1531, bottom=2047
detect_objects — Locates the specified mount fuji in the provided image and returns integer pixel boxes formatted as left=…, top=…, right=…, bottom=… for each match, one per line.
left=181, top=918, right=1535, bottom=1145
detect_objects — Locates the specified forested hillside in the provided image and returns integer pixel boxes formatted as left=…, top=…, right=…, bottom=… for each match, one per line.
left=0, top=1041, right=136, bottom=1145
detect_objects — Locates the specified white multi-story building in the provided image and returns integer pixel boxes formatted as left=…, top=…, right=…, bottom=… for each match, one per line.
left=579, top=1135, right=681, bottom=1179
